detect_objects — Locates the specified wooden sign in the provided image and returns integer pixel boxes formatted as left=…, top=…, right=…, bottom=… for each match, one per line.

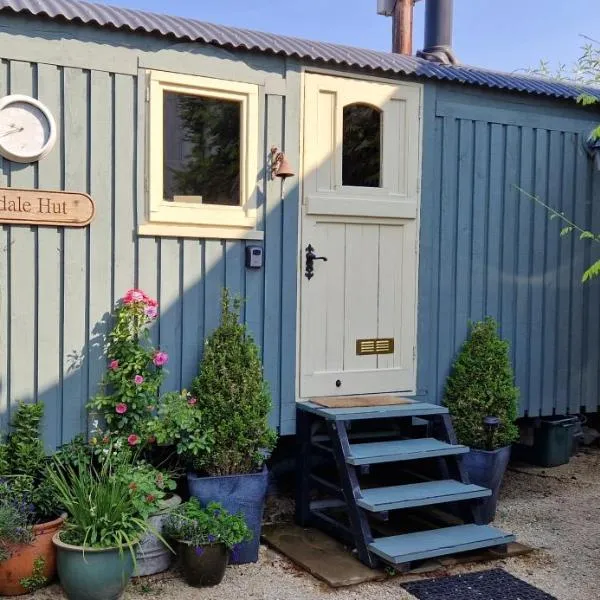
left=0, top=187, right=95, bottom=227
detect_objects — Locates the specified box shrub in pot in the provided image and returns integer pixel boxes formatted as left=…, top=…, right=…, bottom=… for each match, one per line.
left=163, top=498, right=251, bottom=587
left=444, top=317, right=519, bottom=523
left=187, top=289, right=276, bottom=563
left=0, top=403, right=65, bottom=596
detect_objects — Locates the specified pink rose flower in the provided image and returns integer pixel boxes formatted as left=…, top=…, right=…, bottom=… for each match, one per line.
left=188, top=397, right=198, bottom=406
left=144, top=304, right=158, bottom=319
left=109, top=359, right=119, bottom=371
left=115, top=403, right=128, bottom=414
left=134, top=375, right=144, bottom=385
left=127, top=434, right=140, bottom=446
left=153, top=351, right=169, bottom=367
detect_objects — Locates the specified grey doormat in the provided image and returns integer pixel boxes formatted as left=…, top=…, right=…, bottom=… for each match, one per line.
left=403, top=568, right=557, bottom=600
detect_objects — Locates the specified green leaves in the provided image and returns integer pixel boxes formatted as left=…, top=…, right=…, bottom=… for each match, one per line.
left=189, top=289, right=277, bottom=476
left=444, top=318, right=519, bottom=450
left=163, top=498, right=251, bottom=550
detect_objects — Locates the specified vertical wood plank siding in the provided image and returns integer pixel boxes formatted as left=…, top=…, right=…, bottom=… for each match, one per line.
left=0, top=55, right=298, bottom=446
left=418, top=85, right=600, bottom=417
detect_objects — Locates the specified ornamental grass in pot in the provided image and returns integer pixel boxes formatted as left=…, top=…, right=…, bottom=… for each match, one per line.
left=444, top=317, right=519, bottom=523
left=186, top=290, right=277, bottom=564
left=47, top=446, right=169, bottom=600
left=163, top=498, right=251, bottom=587
left=0, top=402, right=65, bottom=596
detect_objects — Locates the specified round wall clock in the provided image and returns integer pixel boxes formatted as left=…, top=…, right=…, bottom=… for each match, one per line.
left=0, top=95, right=57, bottom=163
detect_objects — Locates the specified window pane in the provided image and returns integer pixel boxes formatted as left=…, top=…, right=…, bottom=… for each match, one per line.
left=342, top=103, right=382, bottom=187
left=163, top=91, right=241, bottom=206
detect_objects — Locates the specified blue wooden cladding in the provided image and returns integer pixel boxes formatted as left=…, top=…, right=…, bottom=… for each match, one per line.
left=0, top=12, right=599, bottom=448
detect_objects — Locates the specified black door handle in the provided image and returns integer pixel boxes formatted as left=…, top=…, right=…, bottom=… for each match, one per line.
left=305, top=244, right=328, bottom=280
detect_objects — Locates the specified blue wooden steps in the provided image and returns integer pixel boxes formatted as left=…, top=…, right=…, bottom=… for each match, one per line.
left=295, top=398, right=516, bottom=570
left=300, top=400, right=448, bottom=421
left=357, top=480, right=491, bottom=512
left=347, top=438, right=469, bottom=465
left=369, top=524, right=516, bottom=564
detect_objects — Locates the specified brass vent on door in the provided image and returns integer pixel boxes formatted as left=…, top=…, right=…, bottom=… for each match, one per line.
left=356, top=338, right=395, bottom=356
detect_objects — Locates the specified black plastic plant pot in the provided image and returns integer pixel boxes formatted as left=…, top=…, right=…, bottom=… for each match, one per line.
left=179, top=542, right=228, bottom=587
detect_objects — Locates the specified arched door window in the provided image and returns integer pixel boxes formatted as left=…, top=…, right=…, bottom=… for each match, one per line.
left=342, top=103, right=382, bottom=187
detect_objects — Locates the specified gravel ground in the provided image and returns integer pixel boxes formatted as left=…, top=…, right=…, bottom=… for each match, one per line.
left=30, top=448, right=600, bottom=600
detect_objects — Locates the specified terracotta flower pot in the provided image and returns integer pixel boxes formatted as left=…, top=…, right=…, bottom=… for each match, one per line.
left=0, top=514, right=66, bottom=596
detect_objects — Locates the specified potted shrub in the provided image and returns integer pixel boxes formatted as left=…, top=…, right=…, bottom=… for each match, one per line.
left=187, top=290, right=277, bottom=564
left=163, top=498, right=251, bottom=587
left=47, top=447, right=167, bottom=600
left=444, top=317, right=519, bottom=523
left=0, top=403, right=65, bottom=596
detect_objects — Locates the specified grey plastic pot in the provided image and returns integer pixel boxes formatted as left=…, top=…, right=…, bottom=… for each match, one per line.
left=134, top=493, right=181, bottom=577
left=53, top=533, right=134, bottom=600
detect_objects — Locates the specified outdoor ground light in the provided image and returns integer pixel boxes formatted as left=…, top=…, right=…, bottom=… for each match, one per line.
left=484, top=416, right=501, bottom=450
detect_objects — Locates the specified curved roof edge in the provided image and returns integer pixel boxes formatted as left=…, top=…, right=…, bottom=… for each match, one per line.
left=1, top=0, right=599, bottom=103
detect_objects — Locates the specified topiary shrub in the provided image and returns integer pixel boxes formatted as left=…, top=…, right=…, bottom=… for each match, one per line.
left=190, top=289, right=277, bottom=476
left=444, top=317, right=519, bottom=450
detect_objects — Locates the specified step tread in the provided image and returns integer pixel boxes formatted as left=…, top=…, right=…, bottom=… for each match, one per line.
left=369, top=524, right=515, bottom=564
left=299, top=401, right=448, bottom=421
left=357, top=480, right=491, bottom=512
left=347, top=438, right=468, bottom=465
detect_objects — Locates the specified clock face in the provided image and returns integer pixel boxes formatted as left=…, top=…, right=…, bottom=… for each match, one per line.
left=0, top=95, right=57, bottom=163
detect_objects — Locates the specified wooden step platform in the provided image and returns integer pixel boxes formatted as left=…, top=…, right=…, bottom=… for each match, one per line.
left=369, top=524, right=515, bottom=565
left=346, top=438, right=469, bottom=465
left=299, top=399, right=448, bottom=421
left=357, top=480, right=491, bottom=512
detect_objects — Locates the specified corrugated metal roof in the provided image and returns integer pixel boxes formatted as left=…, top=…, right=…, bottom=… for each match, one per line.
left=1, top=0, right=599, bottom=102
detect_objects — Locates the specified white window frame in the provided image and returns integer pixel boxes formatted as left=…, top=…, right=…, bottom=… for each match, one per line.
left=142, top=70, right=260, bottom=238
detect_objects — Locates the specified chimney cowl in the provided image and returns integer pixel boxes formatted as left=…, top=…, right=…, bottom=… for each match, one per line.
left=417, top=0, right=458, bottom=65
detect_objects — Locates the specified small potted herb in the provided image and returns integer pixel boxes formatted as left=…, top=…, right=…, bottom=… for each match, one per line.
left=186, top=290, right=277, bottom=564
left=444, top=318, right=519, bottom=523
left=48, top=447, right=167, bottom=600
left=163, top=499, right=251, bottom=587
left=0, top=403, right=64, bottom=596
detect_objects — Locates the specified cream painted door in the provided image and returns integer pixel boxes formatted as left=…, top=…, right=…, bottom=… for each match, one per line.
left=299, top=73, right=422, bottom=399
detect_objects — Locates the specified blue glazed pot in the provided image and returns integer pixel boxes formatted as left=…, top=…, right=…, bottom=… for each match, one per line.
left=462, top=445, right=511, bottom=524
left=53, top=533, right=134, bottom=600
left=187, top=466, right=268, bottom=564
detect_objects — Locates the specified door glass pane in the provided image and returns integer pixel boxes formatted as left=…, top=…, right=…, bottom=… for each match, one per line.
left=342, top=103, right=382, bottom=188
left=163, top=91, right=241, bottom=206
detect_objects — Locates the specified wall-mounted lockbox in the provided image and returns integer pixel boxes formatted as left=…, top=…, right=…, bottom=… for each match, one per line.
left=245, top=245, right=263, bottom=269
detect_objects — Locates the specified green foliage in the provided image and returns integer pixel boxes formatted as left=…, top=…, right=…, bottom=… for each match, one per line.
left=89, top=289, right=168, bottom=437
left=444, top=318, right=519, bottom=450
left=46, top=446, right=165, bottom=559
left=190, top=289, right=277, bottom=476
left=145, top=391, right=213, bottom=462
left=0, top=482, right=35, bottom=562
left=19, top=556, right=47, bottom=592
left=163, top=498, right=251, bottom=550
left=0, top=403, right=60, bottom=522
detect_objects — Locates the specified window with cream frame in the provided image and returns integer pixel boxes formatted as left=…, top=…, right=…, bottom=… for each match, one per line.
left=146, top=70, right=259, bottom=234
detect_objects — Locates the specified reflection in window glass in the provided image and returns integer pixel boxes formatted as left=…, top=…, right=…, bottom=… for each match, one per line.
left=163, top=91, right=241, bottom=206
left=342, top=103, right=382, bottom=188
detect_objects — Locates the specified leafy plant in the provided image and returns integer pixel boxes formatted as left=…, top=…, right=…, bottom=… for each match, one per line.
left=144, top=390, right=213, bottom=463
left=444, top=318, right=519, bottom=450
left=0, top=485, right=35, bottom=562
left=163, top=498, right=251, bottom=552
left=46, top=446, right=166, bottom=559
left=0, top=403, right=60, bottom=522
left=89, top=289, right=168, bottom=436
left=19, top=556, right=47, bottom=592
left=190, top=289, right=277, bottom=476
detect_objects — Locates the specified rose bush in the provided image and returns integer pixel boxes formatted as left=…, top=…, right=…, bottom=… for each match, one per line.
left=89, top=289, right=168, bottom=438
